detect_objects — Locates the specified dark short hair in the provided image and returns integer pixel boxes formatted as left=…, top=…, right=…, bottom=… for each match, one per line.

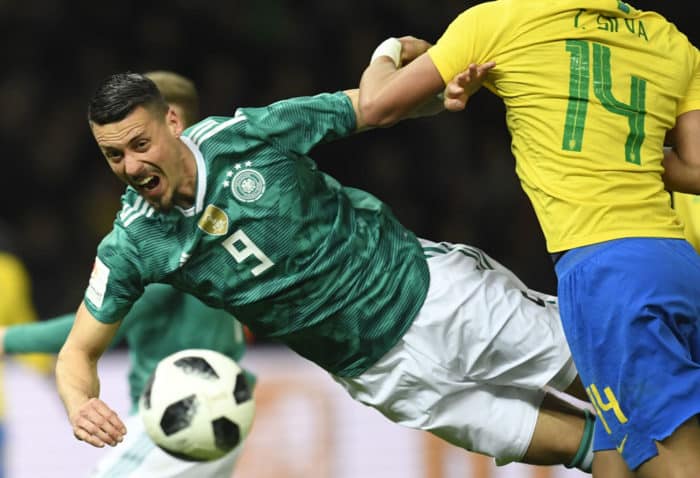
left=87, top=72, right=168, bottom=125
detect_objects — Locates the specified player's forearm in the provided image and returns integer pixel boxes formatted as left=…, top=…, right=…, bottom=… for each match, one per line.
left=56, top=302, right=119, bottom=418
left=359, top=59, right=408, bottom=127
left=359, top=47, right=447, bottom=127
left=4, top=313, right=74, bottom=354
left=56, top=345, right=101, bottom=418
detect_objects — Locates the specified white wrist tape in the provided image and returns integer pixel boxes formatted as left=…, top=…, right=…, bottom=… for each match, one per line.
left=370, top=37, right=402, bottom=68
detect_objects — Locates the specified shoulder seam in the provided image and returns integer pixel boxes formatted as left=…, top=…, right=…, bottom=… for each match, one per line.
left=190, top=115, right=248, bottom=147
left=187, top=118, right=219, bottom=145
left=119, top=196, right=155, bottom=228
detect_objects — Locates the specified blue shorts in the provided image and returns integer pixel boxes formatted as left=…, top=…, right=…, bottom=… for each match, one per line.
left=555, top=237, right=700, bottom=469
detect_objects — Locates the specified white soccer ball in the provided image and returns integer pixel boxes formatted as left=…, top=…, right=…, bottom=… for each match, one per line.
left=139, top=348, right=255, bottom=461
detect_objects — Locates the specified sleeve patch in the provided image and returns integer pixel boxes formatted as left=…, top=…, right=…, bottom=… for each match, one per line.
left=86, top=257, right=110, bottom=309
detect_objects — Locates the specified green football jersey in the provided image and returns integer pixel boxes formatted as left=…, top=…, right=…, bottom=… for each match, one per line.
left=85, top=92, right=429, bottom=377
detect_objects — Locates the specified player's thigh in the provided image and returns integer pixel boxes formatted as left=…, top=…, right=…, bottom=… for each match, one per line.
left=592, top=450, right=635, bottom=478
left=337, top=351, right=546, bottom=464
left=637, top=417, right=700, bottom=478
left=524, top=393, right=588, bottom=465
left=412, top=239, right=575, bottom=390
left=427, top=383, right=546, bottom=465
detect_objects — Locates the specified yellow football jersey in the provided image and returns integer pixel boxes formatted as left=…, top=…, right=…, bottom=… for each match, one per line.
left=673, top=192, right=700, bottom=252
left=429, top=0, right=700, bottom=251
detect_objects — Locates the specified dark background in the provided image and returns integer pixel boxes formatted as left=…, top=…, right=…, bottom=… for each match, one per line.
left=1, top=1, right=697, bottom=317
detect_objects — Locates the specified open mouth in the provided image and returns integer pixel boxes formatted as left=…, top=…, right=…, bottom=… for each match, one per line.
left=135, top=175, right=161, bottom=191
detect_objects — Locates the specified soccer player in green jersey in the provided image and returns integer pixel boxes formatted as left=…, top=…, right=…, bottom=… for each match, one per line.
left=0, top=71, right=253, bottom=478
left=56, top=45, right=598, bottom=471
left=358, top=3, right=700, bottom=477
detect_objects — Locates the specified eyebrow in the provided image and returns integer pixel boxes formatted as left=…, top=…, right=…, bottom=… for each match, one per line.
left=101, top=146, right=123, bottom=157
left=100, top=130, right=148, bottom=151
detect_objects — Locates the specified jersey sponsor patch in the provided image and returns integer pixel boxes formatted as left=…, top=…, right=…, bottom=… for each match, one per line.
left=198, top=204, right=229, bottom=236
left=86, top=257, right=110, bottom=309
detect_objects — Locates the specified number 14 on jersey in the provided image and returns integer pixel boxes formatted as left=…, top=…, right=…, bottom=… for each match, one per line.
left=562, top=39, right=647, bottom=165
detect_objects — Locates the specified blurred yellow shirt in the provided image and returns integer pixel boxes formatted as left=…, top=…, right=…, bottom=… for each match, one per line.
left=429, top=0, right=700, bottom=251
left=0, top=252, right=53, bottom=414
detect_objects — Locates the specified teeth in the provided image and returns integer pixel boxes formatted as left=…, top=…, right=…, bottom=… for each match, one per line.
left=136, top=176, right=154, bottom=186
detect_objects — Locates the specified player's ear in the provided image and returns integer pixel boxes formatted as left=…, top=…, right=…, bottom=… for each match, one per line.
left=165, top=105, right=185, bottom=136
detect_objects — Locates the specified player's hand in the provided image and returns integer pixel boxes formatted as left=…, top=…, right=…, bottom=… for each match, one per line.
left=397, top=36, right=432, bottom=65
left=443, top=62, right=496, bottom=112
left=69, top=397, right=126, bottom=448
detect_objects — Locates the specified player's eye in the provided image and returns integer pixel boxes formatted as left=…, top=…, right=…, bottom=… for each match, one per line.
left=104, top=150, right=123, bottom=162
left=135, top=139, right=150, bottom=151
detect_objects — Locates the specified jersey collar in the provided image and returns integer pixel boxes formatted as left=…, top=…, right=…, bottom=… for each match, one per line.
left=177, top=135, right=208, bottom=217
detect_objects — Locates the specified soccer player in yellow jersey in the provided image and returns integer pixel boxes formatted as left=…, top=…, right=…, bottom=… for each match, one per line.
left=358, top=2, right=700, bottom=477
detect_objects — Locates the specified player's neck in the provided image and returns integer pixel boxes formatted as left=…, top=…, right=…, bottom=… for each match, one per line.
left=173, top=144, right=198, bottom=209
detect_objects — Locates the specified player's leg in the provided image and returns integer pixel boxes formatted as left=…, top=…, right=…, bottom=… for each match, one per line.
left=591, top=421, right=700, bottom=478
left=414, top=239, right=578, bottom=392
left=636, top=417, right=700, bottom=478
left=335, top=239, right=593, bottom=469
left=555, top=238, right=700, bottom=474
left=523, top=392, right=593, bottom=471
left=592, top=450, right=635, bottom=478
left=337, top=358, right=593, bottom=470
left=588, top=420, right=635, bottom=478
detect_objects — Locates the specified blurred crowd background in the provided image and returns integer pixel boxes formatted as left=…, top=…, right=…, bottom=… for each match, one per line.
left=0, top=0, right=698, bottom=318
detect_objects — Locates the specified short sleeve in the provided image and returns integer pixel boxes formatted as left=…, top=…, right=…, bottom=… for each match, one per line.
left=678, top=46, right=700, bottom=116
left=240, top=92, right=356, bottom=156
left=84, top=226, right=145, bottom=324
left=428, top=2, right=507, bottom=84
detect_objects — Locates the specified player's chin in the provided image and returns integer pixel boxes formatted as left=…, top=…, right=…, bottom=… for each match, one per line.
left=149, top=198, right=171, bottom=212
left=141, top=190, right=171, bottom=212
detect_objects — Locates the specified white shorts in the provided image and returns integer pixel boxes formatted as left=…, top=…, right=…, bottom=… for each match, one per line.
left=335, top=239, right=576, bottom=464
left=88, top=413, right=242, bottom=478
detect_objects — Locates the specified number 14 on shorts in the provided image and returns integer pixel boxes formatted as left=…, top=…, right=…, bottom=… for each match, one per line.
left=586, top=383, right=629, bottom=437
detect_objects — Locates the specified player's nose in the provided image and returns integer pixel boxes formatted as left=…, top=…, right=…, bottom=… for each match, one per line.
left=123, top=153, right=143, bottom=177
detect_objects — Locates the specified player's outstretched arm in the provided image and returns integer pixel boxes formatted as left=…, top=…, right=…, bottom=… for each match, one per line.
left=663, top=110, right=700, bottom=194
left=345, top=84, right=444, bottom=133
left=0, top=314, right=75, bottom=356
left=358, top=36, right=495, bottom=126
left=56, top=301, right=126, bottom=448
